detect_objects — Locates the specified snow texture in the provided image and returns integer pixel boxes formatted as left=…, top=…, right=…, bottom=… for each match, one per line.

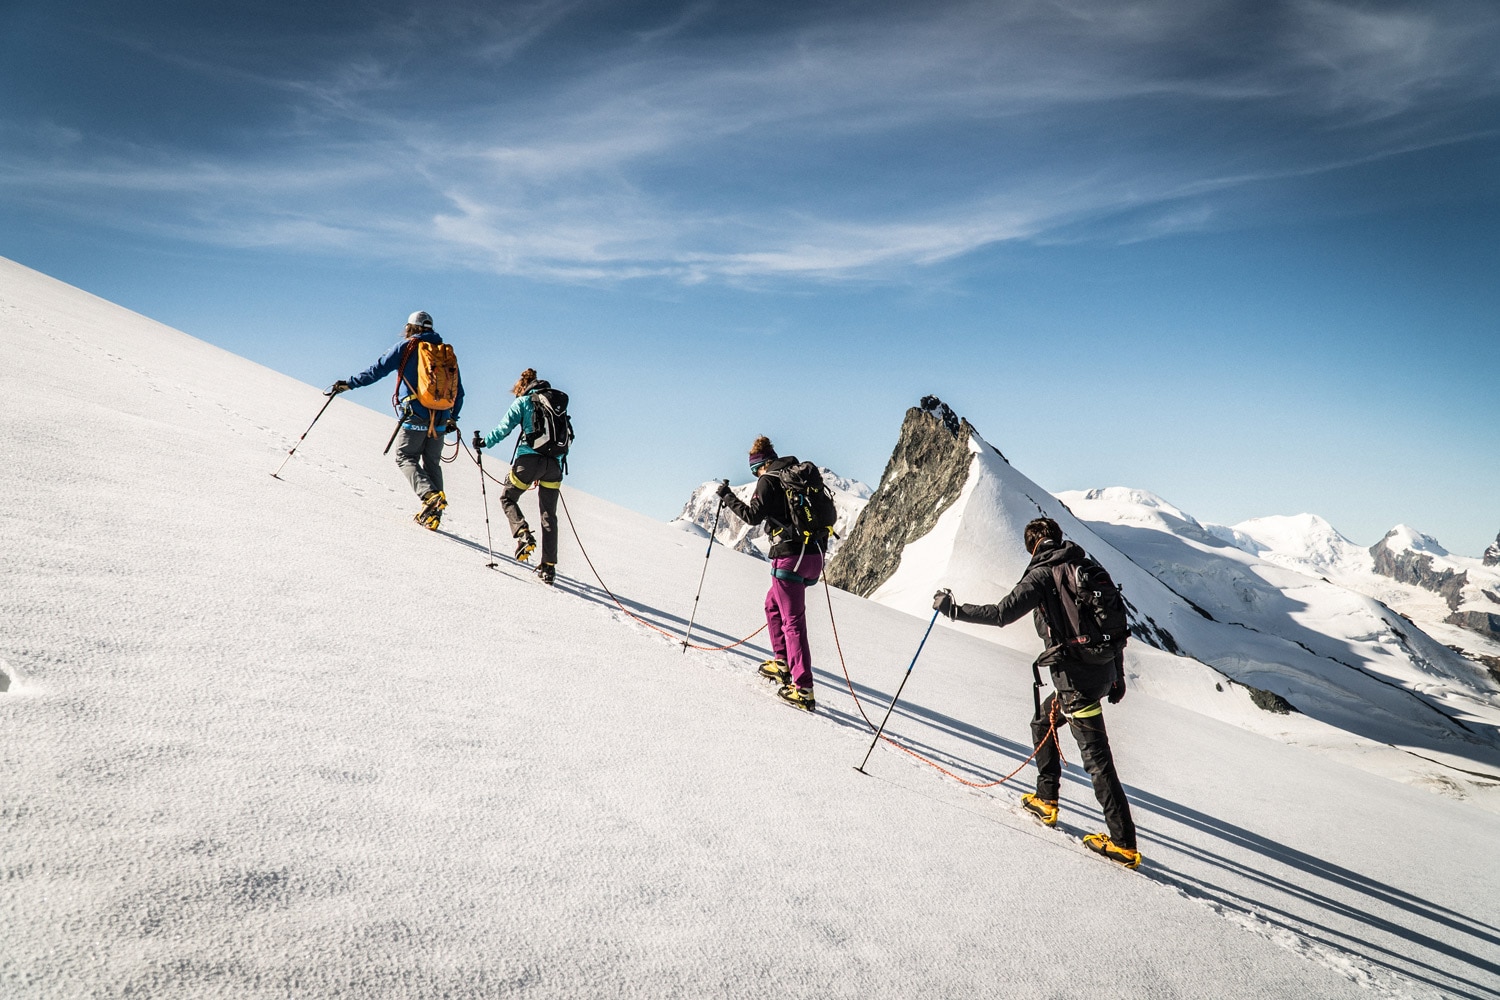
left=3, top=256, right=1499, bottom=1000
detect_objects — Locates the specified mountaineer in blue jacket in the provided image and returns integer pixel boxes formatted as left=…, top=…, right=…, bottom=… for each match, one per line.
left=329, top=310, right=464, bottom=529
left=475, top=368, right=572, bottom=584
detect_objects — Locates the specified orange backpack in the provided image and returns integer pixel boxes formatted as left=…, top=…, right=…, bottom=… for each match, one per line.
left=400, top=340, right=459, bottom=410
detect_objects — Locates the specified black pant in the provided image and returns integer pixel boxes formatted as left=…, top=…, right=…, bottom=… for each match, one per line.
left=1031, top=689, right=1137, bottom=850
left=501, top=452, right=563, bottom=564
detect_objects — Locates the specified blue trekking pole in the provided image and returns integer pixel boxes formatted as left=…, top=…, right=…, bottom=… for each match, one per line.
left=855, top=608, right=941, bottom=774
left=681, top=483, right=728, bottom=653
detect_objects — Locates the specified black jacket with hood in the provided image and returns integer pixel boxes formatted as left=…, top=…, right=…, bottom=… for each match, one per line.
left=720, top=456, right=828, bottom=560
left=953, top=538, right=1117, bottom=702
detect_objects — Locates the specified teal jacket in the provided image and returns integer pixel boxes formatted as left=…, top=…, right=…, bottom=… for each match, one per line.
left=482, top=393, right=538, bottom=457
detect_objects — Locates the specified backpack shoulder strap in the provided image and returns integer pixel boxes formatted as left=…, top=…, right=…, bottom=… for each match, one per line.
left=392, top=337, right=419, bottom=410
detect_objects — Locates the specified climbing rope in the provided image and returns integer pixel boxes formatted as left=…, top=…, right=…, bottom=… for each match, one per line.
left=457, top=441, right=767, bottom=653
left=556, top=488, right=767, bottom=652
left=454, top=439, right=1058, bottom=786
left=440, top=431, right=462, bottom=464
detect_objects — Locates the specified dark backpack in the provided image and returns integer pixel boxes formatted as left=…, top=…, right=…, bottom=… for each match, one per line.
left=769, top=461, right=838, bottom=549
left=525, top=385, right=574, bottom=460
left=1052, top=556, right=1129, bottom=665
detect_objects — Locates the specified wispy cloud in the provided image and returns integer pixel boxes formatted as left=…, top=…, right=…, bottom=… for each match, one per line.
left=6, top=0, right=1499, bottom=282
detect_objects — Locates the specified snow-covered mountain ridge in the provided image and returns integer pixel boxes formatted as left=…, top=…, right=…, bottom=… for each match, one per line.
left=827, top=404, right=1500, bottom=805
left=5, top=256, right=1500, bottom=999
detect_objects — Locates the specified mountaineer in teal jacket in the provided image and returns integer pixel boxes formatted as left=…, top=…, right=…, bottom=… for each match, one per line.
left=476, top=368, right=571, bottom=584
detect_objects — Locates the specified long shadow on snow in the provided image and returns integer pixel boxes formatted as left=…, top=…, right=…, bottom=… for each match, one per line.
left=843, top=670, right=1500, bottom=997
left=445, top=525, right=1500, bottom=994
left=1130, top=788, right=1500, bottom=1000
left=433, top=528, right=768, bottom=654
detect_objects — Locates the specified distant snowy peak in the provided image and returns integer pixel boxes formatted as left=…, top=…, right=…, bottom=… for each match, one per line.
left=1368, top=526, right=1500, bottom=641
left=1487, top=533, right=1500, bottom=568
left=669, top=468, right=870, bottom=560
left=1380, top=524, right=1450, bottom=559
left=1058, top=488, right=1217, bottom=545
left=1211, top=513, right=1371, bottom=580
left=1060, top=487, right=1201, bottom=527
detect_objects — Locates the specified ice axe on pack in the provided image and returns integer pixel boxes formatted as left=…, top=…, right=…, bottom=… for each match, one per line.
left=272, top=383, right=345, bottom=480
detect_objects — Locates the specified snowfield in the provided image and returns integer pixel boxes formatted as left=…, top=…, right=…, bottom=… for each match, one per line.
left=3, top=256, right=1499, bottom=999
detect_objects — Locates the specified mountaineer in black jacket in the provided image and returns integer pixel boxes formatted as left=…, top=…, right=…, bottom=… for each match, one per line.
left=717, top=436, right=826, bottom=713
left=933, top=517, right=1140, bottom=868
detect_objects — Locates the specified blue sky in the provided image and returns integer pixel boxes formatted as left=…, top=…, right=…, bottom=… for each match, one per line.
left=4, top=0, right=1498, bottom=553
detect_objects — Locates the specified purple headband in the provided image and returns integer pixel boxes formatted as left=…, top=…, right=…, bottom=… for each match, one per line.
left=748, top=452, right=772, bottom=473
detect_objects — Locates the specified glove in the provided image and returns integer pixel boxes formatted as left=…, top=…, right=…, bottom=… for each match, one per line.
left=327, top=380, right=351, bottom=396
left=1108, top=674, right=1127, bottom=705
left=715, top=480, right=732, bottom=499
left=472, top=430, right=484, bottom=451
left=932, top=589, right=956, bottom=619
left=444, top=419, right=459, bottom=435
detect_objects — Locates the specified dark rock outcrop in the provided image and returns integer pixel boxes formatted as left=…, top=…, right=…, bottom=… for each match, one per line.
left=1447, top=610, right=1500, bottom=639
left=1370, top=531, right=1467, bottom=611
left=1485, top=533, right=1500, bottom=567
left=1245, top=685, right=1298, bottom=715
left=1448, top=645, right=1500, bottom=686
left=826, top=407, right=974, bottom=597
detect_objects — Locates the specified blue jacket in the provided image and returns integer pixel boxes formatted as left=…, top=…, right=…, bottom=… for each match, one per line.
left=348, top=331, right=464, bottom=431
left=481, top=392, right=538, bottom=457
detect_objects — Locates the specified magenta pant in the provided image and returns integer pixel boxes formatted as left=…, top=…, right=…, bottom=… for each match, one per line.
left=765, top=552, right=824, bottom=690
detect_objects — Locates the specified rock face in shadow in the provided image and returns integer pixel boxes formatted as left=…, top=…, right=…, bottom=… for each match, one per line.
left=1370, top=533, right=1468, bottom=611
left=1485, top=533, right=1500, bottom=568
left=825, top=407, right=975, bottom=597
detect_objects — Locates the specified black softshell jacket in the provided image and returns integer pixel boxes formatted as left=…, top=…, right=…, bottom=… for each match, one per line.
left=954, top=539, right=1116, bottom=701
left=720, top=456, right=827, bottom=560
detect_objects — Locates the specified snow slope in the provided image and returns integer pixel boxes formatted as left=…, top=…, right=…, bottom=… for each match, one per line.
left=3, top=256, right=1499, bottom=999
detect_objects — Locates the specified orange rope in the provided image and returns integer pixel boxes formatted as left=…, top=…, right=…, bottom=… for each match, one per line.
left=461, top=440, right=767, bottom=653
left=459, top=439, right=1058, bottom=784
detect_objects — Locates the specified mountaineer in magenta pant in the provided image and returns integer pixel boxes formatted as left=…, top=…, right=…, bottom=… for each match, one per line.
left=766, top=550, right=825, bottom=690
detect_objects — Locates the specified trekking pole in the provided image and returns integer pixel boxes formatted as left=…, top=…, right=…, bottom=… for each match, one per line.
left=681, top=483, right=727, bottom=653
left=472, top=432, right=498, bottom=569
left=272, top=389, right=340, bottom=479
left=855, top=608, right=940, bottom=774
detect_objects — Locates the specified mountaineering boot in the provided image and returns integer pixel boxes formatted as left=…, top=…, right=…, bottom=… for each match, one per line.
left=757, top=658, right=791, bottom=684
left=536, top=562, right=556, bottom=586
left=414, top=490, right=446, bottom=530
left=1020, top=793, right=1059, bottom=827
left=514, top=529, right=537, bottom=562
left=1082, top=833, right=1142, bottom=869
left=777, top=684, right=816, bottom=712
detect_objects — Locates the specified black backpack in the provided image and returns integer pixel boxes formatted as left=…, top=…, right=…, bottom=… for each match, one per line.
left=1052, top=556, right=1129, bottom=665
left=769, top=461, right=838, bottom=549
left=525, top=384, right=574, bottom=460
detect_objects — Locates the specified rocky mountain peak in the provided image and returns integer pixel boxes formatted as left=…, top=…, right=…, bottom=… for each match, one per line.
left=1485, top=533, right=1500, bottom=568
left=825, top=399, right=979, bottom=597
left=1370, top=530, right=1468, bottom=611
